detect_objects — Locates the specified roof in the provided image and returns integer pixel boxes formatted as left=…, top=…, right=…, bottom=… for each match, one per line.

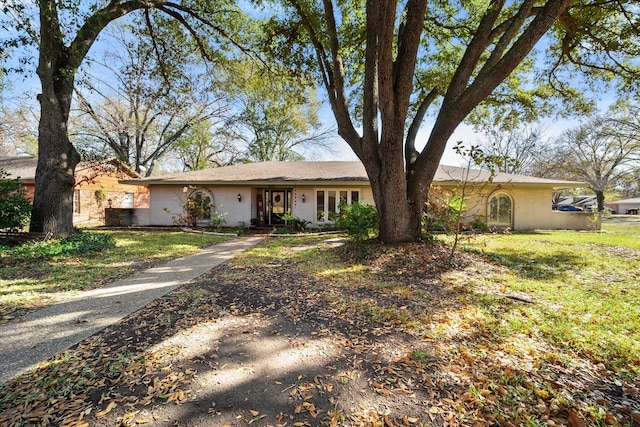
left=0, top=156, right=140, bottom=182
left=435, top=165, right=585, bottom=188
left=607, top=197, right=640, bottom=204
left=123, top=161, right=586, bottom=189
left=0, top=156, right=38, bottom=182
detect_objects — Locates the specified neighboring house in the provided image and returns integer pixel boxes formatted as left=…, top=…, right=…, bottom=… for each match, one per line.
left=0, top=156, right=150, bottom=225
left=607, top=198, right=640, bottom=215
left=121, top=161, right=595, bottom=231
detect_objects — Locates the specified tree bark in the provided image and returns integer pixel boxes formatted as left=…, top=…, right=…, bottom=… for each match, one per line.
left=30, top=96, right=81, bottom=236
left=28, top=0, right=162, bottom=236
left=30, top=2, right=81, bottom=236
left=595, top=190, right=605, bottom=211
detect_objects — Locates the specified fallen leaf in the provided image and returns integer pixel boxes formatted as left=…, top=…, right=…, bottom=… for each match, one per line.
left=95, top=401, right=116, bottom=418
left=568, top=409, right=587, bottom=427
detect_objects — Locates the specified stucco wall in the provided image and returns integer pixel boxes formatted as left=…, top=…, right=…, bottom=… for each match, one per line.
left=147, top=184, right=374, bottom=227
left=149, top=185, right=253, bottom=227
left=147, top=183, right=593, bottom=230
left=292, top=186, right=374, bottom=226
left=449, top=184, right=597, bottom=231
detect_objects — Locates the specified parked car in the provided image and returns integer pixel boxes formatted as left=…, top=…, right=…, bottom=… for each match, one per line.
left=557, top=205, right=584, bottom=212
left=585, top=206, right=616, bottom=214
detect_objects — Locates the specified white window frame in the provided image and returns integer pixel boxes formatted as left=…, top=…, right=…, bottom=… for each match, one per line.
left=487, top=192, right=513, bottom=226
left=315, top=189, right=360, bottom=222
left=73, top=189, right=81, bottom=214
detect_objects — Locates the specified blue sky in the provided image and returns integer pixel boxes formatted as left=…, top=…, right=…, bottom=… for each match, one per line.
left=1, top=4, right=620, bottom=170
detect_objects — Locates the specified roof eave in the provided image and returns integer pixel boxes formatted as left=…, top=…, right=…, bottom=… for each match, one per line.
left=120, top=179, right=371, bottom=187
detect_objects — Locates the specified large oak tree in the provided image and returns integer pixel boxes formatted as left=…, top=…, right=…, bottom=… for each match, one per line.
left=265, top=0, right=639, bottom=242
left=1, top=1, right=247, bottom=236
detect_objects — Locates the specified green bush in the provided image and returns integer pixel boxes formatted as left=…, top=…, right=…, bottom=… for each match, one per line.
left=0, top=169, right=32, bottom=231
left=4, top=231, right=116, bottom=258
left=281, top=214, right=310, bottom=232
left=336, top=201, right=378, bottom=240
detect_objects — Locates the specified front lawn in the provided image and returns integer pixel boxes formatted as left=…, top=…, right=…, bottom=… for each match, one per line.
left=444, top=222, right=640, bottom=378
left=0, top=230, right=231, bottom=322
left=0, top=226, right=638, bottom=426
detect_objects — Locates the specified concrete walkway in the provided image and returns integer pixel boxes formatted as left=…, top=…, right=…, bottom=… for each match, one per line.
left=0, top=235, right=263, bottom=385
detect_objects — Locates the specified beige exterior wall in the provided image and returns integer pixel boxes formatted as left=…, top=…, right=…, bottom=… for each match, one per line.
left=293, top=185, right=374, bottom=227
left=147, top=184, right=374, bottom=227
left=442, top=184, right=597, bottom=231
left=146, top=182, right=594, bottom=230
left=149, top=185, right=253, bottom=227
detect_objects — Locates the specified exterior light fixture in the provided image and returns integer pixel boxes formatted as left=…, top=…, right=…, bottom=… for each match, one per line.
left=301, top=194, right=306, bottom=203
left=237, top=193, right=242, bottom=202
left=107, top=198, right=113, bottom=208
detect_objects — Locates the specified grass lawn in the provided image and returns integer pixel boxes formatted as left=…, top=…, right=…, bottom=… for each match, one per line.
left=0, top=230, right=232, bottom=322
left=438, top=220, right=640, bottom=379
left=0, top=224, right=638, bottom=426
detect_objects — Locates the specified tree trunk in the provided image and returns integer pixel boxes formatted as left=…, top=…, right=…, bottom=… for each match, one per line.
left=595, top=190, right=605, bottom=211
left=29, top=1, right=81, bottom=237
left=363, top=130, right=425, bottom=243
left=30, top=85, right=81, bottom=237
left=373, top=182, right=423, bottom=242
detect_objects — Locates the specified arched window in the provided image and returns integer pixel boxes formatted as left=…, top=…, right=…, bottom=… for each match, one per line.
left=186, top=190, right=212, bottom=224
left=488, top=193, right=513, bottom=226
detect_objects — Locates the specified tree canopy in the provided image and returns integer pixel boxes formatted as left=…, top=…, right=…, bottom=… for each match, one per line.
left=224, top=61, right=334, bottom=162
left=262, top=0, right=639, bottom=241
left=71, top=23, right=230, bottom=176
left=1, top=0, right=253, bottom=236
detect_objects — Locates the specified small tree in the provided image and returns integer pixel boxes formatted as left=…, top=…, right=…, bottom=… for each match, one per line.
left=336, top=201, right=379, bottom=241
left=0, top=169, right=32, bottom=231
left=442, top=142, right=513, bottom=260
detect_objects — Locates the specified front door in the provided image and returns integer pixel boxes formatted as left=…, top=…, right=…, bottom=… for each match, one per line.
left=265, top=189, right=291, bottom=225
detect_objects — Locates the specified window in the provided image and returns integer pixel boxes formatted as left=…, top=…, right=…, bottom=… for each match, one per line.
left=316, top=190, right=325, bottom=221
left=316, top=189, right=361, bottom=222
left=488, top=193, right=513, bottom=225
left=187, top=190, right=212, bottom=223
left=123, top=193, right=134, bottom=208
left=73, top=190, right=81, bottom=214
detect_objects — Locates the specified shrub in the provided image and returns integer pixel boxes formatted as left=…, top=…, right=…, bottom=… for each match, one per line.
left=336, top=201, right=378, bottom=240
left=471, top=217, right=490, bottom=232
left=281, top=214, right=310, bottom=232
left=60, top=231, right=116, bottom=255
left=4, top=230, right=116, bottom=258
left=209, top=206, right=227, bottom=230
left=422, top=186, right=466, bottom=232
left=0, top=169, right=32, bottom=231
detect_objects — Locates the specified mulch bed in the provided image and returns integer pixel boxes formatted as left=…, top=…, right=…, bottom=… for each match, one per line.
left=0, top=239, right=638, bottom=426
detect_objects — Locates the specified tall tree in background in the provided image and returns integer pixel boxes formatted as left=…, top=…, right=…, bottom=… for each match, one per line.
left=477, top=124, right=546, bottom=174
left=1, top=1, right=249, bottom=236
left=553, top=110, right=640, bottom=211
left=0, top=106, right=38, bottom=156
left=72, top=24, right=230, bottom=176
left=265, top=0, right=639, bottom=242
left=172, top=120, right=240, bottom=170
left=226, top=63, right=334, bottom=162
